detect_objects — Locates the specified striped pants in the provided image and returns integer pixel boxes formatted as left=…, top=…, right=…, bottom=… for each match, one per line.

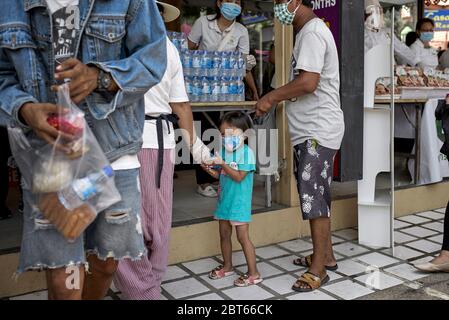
left=114, top=148, right=174, bottom=300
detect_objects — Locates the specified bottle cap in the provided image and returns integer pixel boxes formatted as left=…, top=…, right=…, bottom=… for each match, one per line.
left=103, top=166, right=114, bottom=178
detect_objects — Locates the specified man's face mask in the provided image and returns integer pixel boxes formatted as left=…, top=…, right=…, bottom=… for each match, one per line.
left=365, top=5, right=384, bottom=32
left=420, top=31, right=434, bottom=43
left=274, top=0, right=300, bottom=25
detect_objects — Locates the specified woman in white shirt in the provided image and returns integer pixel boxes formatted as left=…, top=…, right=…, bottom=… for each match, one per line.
left=410, top=18, right=439, bottom=69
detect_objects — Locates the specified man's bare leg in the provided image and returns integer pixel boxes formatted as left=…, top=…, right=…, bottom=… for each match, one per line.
left=46, top=266, right=85, bottom=300
left=82, top=255, right=118, bottom=300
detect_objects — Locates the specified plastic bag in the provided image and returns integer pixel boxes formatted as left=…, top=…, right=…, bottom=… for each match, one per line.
left=8, top=84, right=121, bottom=242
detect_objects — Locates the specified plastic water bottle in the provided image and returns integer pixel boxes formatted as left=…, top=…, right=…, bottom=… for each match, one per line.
left=237, top=78, right=245, bottom=101
left=185, top=77, right=193, bottom=100
left=192, top=77, right=202, bottom=102
left=192, top=50, right=202, bottom=77
left=58, top=166, right=114, bottom=211
left=201, top=51, right=212, bottom=77
left=229, top=77, right=238, bottom=101
left=201, top=77, right=211, bottom=102
left=221, top=52, right=231, bottom=77
left=181, top=50, right=192, bottom=77
left=238, top=53, right=246, bottom=77
left=220, top=77, right=229, bottom=102
left=212, top=51, right=221, bottom=77
left=211, top=77, right=221, bottom=102
left=230, top=52, right=239, bottom=77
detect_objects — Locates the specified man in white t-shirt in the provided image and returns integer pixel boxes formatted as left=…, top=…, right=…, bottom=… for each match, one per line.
left=113, top=1, right=212, bottom=300
left=256, top=0, right=345, bottom=293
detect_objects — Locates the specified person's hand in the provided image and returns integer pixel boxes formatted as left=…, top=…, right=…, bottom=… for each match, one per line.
left=252, top=90, right=260, bottom=101
left=53, top=58, right=99, bottom=104
left=255, top=93, right=275, bottom=117
left=210, top=152, right=224, bottom=166
left=246, top=54, right=257, bottom=71
left=19, top=102, right=73, bottom=152
left=200, top=164, right=219, bottom=178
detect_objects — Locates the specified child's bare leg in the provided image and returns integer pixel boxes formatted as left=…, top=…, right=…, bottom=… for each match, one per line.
left=236, top=224, right=259, bottom=277
left=219, top=220, right=233, bottom=271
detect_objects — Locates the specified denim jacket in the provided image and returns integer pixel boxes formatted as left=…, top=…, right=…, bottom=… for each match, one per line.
left=0, top=0, right=167, bottom=162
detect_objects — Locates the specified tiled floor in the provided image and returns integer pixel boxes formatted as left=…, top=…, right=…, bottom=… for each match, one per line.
left=4, top=209, right=446, bottom=301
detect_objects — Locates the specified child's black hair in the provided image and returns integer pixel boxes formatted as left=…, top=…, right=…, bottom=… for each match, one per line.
left=220, top=111, right=253, bottom=132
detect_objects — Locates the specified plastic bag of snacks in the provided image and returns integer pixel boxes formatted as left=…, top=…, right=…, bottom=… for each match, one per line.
left=8, top=84, right=121, bottom=242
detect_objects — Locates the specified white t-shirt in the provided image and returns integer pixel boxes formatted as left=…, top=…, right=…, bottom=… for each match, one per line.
left=188, top=14, right=250, bottom=54
left=410, top=39, right=439, bottom=69
left=286, top=18, right=345, bottom=150
left=142, top=39, right=189, bottom=149
left=45, top=0, right=78, bottom=13
left=439, top=49, right=449, bottom=69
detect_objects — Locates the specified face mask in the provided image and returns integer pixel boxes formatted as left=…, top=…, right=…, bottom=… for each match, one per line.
left=220, top=2, right=242, bottom=21
left=223, top=135, right=242, bottom=152
left=420, top=32, right=434, bottom=43
left=274, top=0, right=300, bottom=25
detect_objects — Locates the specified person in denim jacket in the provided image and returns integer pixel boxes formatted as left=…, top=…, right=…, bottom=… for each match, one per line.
left=0, top=0, right=167, bottom=300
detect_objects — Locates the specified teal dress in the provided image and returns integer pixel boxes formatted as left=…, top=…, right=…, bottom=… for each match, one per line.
left=214, top=144, right=256, bottom=223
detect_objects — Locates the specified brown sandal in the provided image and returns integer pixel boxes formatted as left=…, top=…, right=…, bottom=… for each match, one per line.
left=293, top=254, right=338, bottom=271
left=292, top=271, right=330, bottom=292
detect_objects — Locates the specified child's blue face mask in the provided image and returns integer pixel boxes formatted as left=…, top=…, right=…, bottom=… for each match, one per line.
left=223, top=135, right=242, bottom=152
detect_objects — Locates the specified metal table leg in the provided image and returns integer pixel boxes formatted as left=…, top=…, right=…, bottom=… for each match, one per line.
left=415, top=103, right=422, bottom=185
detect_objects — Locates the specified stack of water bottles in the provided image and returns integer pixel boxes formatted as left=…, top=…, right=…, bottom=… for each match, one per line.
left=181, top=50, right=246, bottom=102
left=167, top=31, right=188, bottom=52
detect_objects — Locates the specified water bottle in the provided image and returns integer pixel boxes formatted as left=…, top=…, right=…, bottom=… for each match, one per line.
left=181, top=50, right=192, bottom=77
left=237, top=78, right=245, bottom=101
left=58, top=166, right=114, bottom=211
left=192, top=50, right=202, bottom=77
left=212, top=51, right=221, bottom=77
left=201, top=51, right=212, bottom=77
left=211, top=77, right=221, bottom=102
left=238, top=53, right=246, bottom=77
left=180, top=34, right=188, bottom=50
left=192, top=77, right=202, bottom=102
left=201, top=77, right=211, bottom=102
left=221, top=52, right=231, bottom=77
left=185, top=77, right=193, bottom=100
left=230, top=52, right=239, bottom=77
left=220, top=77, right=229, bottom=102
left=229, top=77, right=238, bottom=102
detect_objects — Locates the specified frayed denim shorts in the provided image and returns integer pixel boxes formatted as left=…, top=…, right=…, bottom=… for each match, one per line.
left=17, top=168, right=146, bottom=274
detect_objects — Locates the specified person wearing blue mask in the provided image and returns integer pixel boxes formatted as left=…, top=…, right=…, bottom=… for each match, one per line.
left=188, top=0, right=259, bottom=198
left=410, top=18, right=439, bottom=69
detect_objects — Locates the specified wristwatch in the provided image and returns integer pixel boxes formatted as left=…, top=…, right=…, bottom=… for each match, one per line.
left=97, top=69, right=113, bottom=92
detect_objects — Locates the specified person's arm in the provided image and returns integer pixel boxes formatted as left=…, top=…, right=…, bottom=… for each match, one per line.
left=187, top=17, right=203, bottom=51
left=171, top=101, right=195, bottom=146
left=188, top=39, right=199, bottom=50
left=245, top=71, right=259, bottom=101
left=393, top=33, right=419, bottom=66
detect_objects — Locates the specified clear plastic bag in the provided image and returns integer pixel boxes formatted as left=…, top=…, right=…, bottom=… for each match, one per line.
left=8, top=84, right=121, bottom=242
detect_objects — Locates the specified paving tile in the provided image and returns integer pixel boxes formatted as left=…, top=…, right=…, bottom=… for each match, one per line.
left=382, top=246, right=424, bottom=260
left=400, top=226, right=438, bottom=238
left=335, top=259, right=371, bottom=276
left=189, top=293, right=224, bottom=300
left=163, top=265, right=190, bottom=282
left=333, top=242, right=370, bottom=257
left=397, top=215, right=431, bottom=224
left=394, top=219, right=412, bottom=230
left=333, top=229, right=358, bottom=240
left=216, top=251, right=259, bottom=267
left=223, top=285, right=273, bottom=300
left=323, top=280, right=374, bottom=300
left=10, top=291, right=48, bottom=300
left=405, top=240, right=442, bottom=254
left=103, top=296, right=114, bottom=300
left=162, top=278, right=210, bottom=299
left=237, top=262, right=283, bottom=278
left=428, top=234, right=444, bottom=244
left=434, top=208, right=446, bottom=214
left=409, top=256, right=434, bottom=265
left=200, top=274, right=237, bottom=290
left=355, top=252, right=401, bottom=268
left=394, top=231, right=418, bottom=244
left=278, top=239, right=314, bottom=253
left=421, top=222, right=444, bottom=233
left=182, top=258, right=220, bottom=274
left=355, top=271, right=403, bottom=290
left=268, top=255, right=306, bottom=272
left=416, top=211, right=445, bottom=220
left=384, top=263, right=428, bottom=281
left=287, top=290, right=336, bottom=300
left=255, top=246, right=289, bottom=259
left=261, top=274, right=298, bottom=295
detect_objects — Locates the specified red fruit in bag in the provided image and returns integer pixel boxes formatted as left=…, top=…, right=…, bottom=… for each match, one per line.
left=47, top=115, right=84, bottom=137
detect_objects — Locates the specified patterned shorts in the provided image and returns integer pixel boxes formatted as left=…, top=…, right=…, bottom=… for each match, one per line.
left=293, top=140, right=337, bottom=220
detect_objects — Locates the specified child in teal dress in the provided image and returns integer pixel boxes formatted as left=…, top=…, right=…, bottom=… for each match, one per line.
left=202, top=112, right=262, bottom=287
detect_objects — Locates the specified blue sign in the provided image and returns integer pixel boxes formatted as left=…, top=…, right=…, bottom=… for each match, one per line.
left=425, top=10, right=449, bottom=31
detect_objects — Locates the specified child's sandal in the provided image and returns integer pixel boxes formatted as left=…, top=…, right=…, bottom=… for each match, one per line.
left=234, top=274, right=263, bottom=287
left=208, top=265, right=235, bottom=280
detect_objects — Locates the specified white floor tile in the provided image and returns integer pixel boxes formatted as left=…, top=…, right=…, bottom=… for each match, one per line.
left=428, top=234, right=444, bottom=244
left=434, top=208, right=446, bottom=214
left=10, top=290, right=48, bottom=300
left=333, top=242, right=370, bottom=257
left=336, top=259, right=371, bottom=276
left=261, top=274, right=298, bottom=295
left=287, top=290, right=336, bottom=300
left=421, top=222, right=444, bottom=233
left=182, top=258, right=220, bottom=274
left=162, top=278, right=210, bottom=299
left=385, top=263, right=428, bottom=281
left=409, top=256, right=434, bottom=265
left=103, top=296, right=113, bottom=300
left=255, top=246, right=289, bottom=259
left=355, top=271, right=403, bottom=290
left=223, top=285, right=273, bottom=300
left=333, top=229, right=358, bottom=240
left=416, top=211, right=445, bottom=220
left=355, top=252, right=401, bottom=268
left=189, top=293, right=224, bottom=300
left=200, top=274, right=237, bottom=290
left=323, top=280, right=374, bottom=300
left=394, top=231, right=418, bottom=244
left=400, top=226, right=438, bottom=238
left=394, top=219, right=412, bottom=230
left=382, top=246, right=424, bottom=260
left=278, top=239, right=314, bottom=253
left=397, top=215, right=431, bottom=225
left=163, top=265, right=190, bottom=282
left=331, top=235, right=347, bottom=244
left=237, top=262, right=283, bottom=278
left=268, top=255, right=306, bottom=272
left=406, top=240, right=442, bottom=254
left=216, top=251, right=259, bottom=267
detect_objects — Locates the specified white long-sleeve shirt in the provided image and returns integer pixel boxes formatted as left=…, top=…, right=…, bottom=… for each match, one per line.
left=410, top=39, right=439, bottom=69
